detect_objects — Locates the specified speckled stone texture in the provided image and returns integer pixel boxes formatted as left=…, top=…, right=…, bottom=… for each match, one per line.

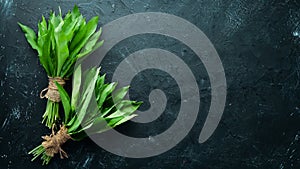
left=0, top=0, right=300, bottom=168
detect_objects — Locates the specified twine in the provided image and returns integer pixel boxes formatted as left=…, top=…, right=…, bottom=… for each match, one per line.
left=42, top=125, right=71, bottom=159
left=40, top=77, right=66, bottom=102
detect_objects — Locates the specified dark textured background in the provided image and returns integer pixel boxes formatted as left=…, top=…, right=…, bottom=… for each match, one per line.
left=1, top=0, right=300, bottom=168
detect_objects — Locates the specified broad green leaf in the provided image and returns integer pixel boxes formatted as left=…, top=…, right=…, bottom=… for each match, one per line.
left=61, top=9, right=81, bottom=42
left=69, top=20, right=86, bottom=52
left=18, top=22, right=52, bottom=74
left=100, top=106, right=115, bottom=118
left=72, top=110, right=101, bottom=134
left=76, top=28, right=103, bottom=58
left=113, top=114, right=138, bottom=127
left=112, top=86, right=129, bottom=104
left=97, top=82, right=117, bottom=108
left=49, top=11, right=61, bottom=28
left=42, top=31, right=53, bottom=75
left=81, top=68, right=97, bottom=101
left=60, top=57, right=77, bottom=77
left=55, top=81, right=71, bottom=124
left=18, top=22, right=41, bottom=55
left=54, top=30, right=69, bottom=76
left=106, top=101, right=141, bottom=119
left=66, top=115, right=78, bottom=128
left=85, top=116, right=111, bottom=134
left=69, top=131, right=87, bottom=141
left=37, top=16, right=47, bottom=47
left=106, top=116, right=123, bottom=126
left=76, top=40, right=104, bottom=59
left=95, top=74, right=105, bottom=100
left=70, top=16, right=99, bottom=58
left=71, top=68, right=99, bottom=130
left=50, top=11, right=68, bottom=76
left=71, top=5, right=80, bottom=19
left=71, top=65, right=81, bottom=110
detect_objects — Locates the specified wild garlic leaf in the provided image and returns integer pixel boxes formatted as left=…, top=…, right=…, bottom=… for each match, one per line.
left=18, top=23, right=40, bottom=52
left=97, top=82, right=117, bottom=108
left=106, top=101, right=141, bottom=119
left=70, top=16, right=98, bottom=58
left=71, top=68, right=99, bottom=131
left=95, top=74, right=105, bottom=100
left=69, top=21, right=86, bottom=52
left=71, top=65, right=82, bottom=111
left=37, top=16, right=48, bottom=47
left=112, top=114, right=138, bottom=127
left=76, top=28, right=103, bottom=58
left=85, top=116, right=112, bottom=134
left=55, top=82, right=71, bottom=123
left=54, top=29, right=69, bottom=76
left=112, top=86, right=130, bottom=104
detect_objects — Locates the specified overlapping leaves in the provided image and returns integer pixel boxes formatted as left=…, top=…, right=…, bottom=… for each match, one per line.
left=57, top=65, right=142, bottom=140
left=18, top=5, right=104, bottom=128
left=29, top=65, right=142, bottom=164
left=18, top=5, right=104, bottom=78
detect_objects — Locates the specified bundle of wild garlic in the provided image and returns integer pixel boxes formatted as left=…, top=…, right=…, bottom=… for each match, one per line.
left=29, top=65, right=142, bottom=165
left=18, top=5, right=104, bottom=128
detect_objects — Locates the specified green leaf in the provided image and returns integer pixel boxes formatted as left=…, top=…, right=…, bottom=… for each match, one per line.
left=61, top=9, right=82, bottom=42
left=60, top=57, right=77, bottom=77
left=41, top=31, right=53, bottom=75
left=49, top=11, right=70, bottom=76
left=112, top=114, right=138, bottom=127
left=69, top=20, right=86, bottom=52
left=81, top=68, right=97, bottom=100
left=95, top=74, right=105, bottom=100
left=106, top=101, right=141, bottom=119
left=71, top=65, right=82, bottom=111
left=71, top=5, right=80, bottom=18
left=70, top=16, right=99, bottom=58
left=100, top=105, right=115, bottom=118
left=18, top=22, right=41, bottom=55
left=67, top=112, right=82, bottom=133
left=112, top=86, right=129, bottom=104
left=85, top=116, right=111, bottom=134
left=66, top=115, right=78, bottom=128
left=69, top=131, right=87, bottom=141
left=55, top=82, right=71, bottom=124
left=76, top=28, right=103, bottom=58
left=70, top=68, right=99, bottom=130
left=77, top=40, right=104, bottom=59
left=54, top=29, right=69, bottom=75
left=37, top=16, right=48, bottom=47
left=97, top=82, right=117, bottom=108
left=106, top=116, right=123, bottom=126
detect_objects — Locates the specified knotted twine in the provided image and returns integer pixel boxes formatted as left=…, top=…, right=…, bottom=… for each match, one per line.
left=42, top=125, right=71, bottom=159
left=40, top=77, right=66, bottom=102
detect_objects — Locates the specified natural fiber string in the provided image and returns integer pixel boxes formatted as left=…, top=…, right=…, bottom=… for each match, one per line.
left=42, top=125, right=71, bottom=159
left=40, top=77, right=66, bottom=102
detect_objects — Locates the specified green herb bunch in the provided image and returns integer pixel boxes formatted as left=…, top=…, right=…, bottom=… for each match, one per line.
left=18, top=5, right=104, bottom=128
left=29, top=65, right=142, bottom=165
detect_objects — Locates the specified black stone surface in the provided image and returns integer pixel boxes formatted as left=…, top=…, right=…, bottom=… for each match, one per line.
left=1, top=0, right=300, bottom=168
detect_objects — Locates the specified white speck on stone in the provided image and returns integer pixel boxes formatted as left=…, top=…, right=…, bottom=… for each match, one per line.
left=12, top=106, right=20, bottom=119
left=293, top=31, right=300, bottom=38
left=295, top=134, right=299, bottom=141
left=1, top=154, right=8, bottom=158
left=2, top=118, right=8, bottom=129
left=148, top=136, right=155, bottom=142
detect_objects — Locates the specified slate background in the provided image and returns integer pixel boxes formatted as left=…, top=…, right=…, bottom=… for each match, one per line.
left=1, top=0, right=300, bottom=168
